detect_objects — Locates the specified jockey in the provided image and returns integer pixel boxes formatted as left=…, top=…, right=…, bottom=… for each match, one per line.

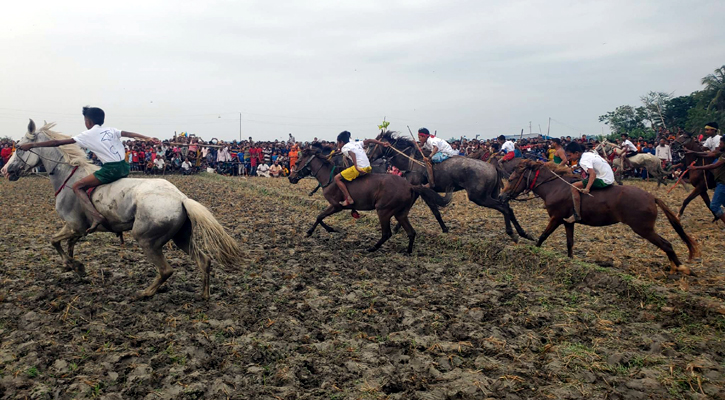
left=702, top=122, right=721, bottom=152
left=18, top=106, right=159, bottom=233
left=563, top=142, right=615, bottom=223
left=419, top=128, right=457, bottom=188
left=497, top=135, right=515, bottom=155
left=333, top=131, right=389, bottom=206
left=619, top=133, right=638, bottom=170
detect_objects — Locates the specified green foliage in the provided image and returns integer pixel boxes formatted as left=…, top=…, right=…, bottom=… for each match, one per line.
left=601, top=65, right=725, bottom=136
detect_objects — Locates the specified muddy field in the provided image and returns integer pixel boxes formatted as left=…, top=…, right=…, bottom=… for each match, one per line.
left=1, top=173, right=724, bottom=399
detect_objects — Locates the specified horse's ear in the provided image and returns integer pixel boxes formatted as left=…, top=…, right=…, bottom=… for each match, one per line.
left=28, top=119, right=36, bottom=134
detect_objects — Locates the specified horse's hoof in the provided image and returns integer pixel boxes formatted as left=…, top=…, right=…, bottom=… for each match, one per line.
left=73, top=261, right=86, bottom=277
left=441, top=228, right=449, bottom=233
left=133, top=292, right=152, bottom=301
left=305, top=232, right=313, bottom=237
left=366, top=247, right=378, bottom=253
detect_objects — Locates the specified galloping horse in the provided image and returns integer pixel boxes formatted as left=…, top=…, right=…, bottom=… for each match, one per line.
left=367, top=131, right=532, bottom=242
left=500, top=160, right=699, bottom=275
left=595, top=140, right=669, bottom=186
left=670, top=133, right=718, bottom=219
left=288, top=147, right=451, bottom=253
left=2, top=120, right=242, bottom=299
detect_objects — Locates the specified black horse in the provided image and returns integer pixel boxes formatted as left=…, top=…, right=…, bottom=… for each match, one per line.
left=367, top=131, right=532, bottom=242
left=289, top=147, right=452, bottom=253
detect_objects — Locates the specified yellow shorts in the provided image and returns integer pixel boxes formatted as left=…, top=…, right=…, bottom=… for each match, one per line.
left=341, top=166, right=372, bottom=181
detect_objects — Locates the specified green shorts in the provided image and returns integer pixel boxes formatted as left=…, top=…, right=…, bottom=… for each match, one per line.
left=582, top=178, right=611, bottom=189
left=93, top=161, right=130, bottom=184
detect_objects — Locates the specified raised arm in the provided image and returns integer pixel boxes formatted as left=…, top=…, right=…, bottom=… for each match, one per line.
left=691, top=159, right=725, bottom=171
left=363, top=139, right=390, bottom=147
left=684, top=148, right=721, bottom=158
left=121, top=131, right=160, bottom=144
left=19, top=138, right=76, bottom=151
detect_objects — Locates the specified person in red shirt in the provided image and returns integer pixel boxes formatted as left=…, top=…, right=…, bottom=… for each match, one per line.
left=1, top=143, right=13, bottom=164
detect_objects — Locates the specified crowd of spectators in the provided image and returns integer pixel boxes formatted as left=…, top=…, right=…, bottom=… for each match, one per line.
left=0, top=125, right=716, bottom=182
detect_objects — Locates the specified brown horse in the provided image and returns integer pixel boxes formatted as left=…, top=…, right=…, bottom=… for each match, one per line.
left=500, top=160, right=699, bottom=275
left=670, top=133, right=718, bottom=219
left=289, top=148, right=452, bottom=253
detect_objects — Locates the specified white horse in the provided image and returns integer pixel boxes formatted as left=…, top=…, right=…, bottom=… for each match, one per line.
left=2, top=120, right=242, bottom=299
left=595, top=140, right=669, bottom=186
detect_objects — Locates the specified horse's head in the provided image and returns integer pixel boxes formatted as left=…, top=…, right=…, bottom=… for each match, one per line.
left=2, top=120, right=42, bottom=181
left=499, top=159, right=542, bottom=202
left=670, top=131, right=695, bottom=156
left=288, top=147, right=320, bottom=184
left=366, top=130, right=396, bottom=161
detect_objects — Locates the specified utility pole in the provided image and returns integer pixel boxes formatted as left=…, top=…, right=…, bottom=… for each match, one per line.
left=547, top=117, right=551, bottom=137
left=239, top=112, right=242, bottom=142
left=529, top=121, right=532, bottom=134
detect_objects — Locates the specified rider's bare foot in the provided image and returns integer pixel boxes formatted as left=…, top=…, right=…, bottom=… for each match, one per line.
left=340, top=198, right=354, bottom=207
left=563, top=215, right=579, bottom=223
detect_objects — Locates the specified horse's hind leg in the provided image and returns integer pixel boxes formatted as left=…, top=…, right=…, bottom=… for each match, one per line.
left=368, top=210, right=394, bottom=252
left=395, top=213, right=417, bottom=254
left=136, top=244, right=174, bottom=299
left=630, top=225, right=688, bottom=275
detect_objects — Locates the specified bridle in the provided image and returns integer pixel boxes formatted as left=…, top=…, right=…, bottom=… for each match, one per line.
left=368, top=137, right=417, bottom=171
left=505, top=166, right=557, bottom=200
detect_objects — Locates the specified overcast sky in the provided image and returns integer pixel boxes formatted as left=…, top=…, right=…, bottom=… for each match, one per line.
left=1, top=0, right=724, bottom=142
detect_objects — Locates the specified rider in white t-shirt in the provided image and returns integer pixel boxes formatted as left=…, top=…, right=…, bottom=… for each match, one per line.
left=418, top=128, right=457, bottom=188
left=563, top=142, right=614, bottom=223
left=18, top=106, right=159, bottom=233
left=333, top=131, right=390, bottom=206
left=619, top=133, right=638, bottom=170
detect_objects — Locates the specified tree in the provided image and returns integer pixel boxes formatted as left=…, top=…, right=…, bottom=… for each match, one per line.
left=598, top=105, right=647, bottom=134
left=701, top=65, right=725, bottom=111
left=640, top=91, right=672, bottom=129
left=664, top=95, right=696, bottom=128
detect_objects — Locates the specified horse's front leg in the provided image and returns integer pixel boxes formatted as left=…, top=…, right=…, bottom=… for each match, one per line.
left=51, top=224, right=84, bottom=273
left=506, top=202, right=533, bottom=241
left=307, top=204, right=342, bottom=236
left=564, top=222, right=575, bottom=258
left=536, top=216, right=562, bottom=247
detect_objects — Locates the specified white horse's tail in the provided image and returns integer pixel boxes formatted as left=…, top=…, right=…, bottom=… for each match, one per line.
left=182, top=198, right=242, bottom=268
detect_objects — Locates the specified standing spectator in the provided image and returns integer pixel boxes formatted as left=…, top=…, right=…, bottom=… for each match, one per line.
left=289, top=144, right=299, bottom=170
left=656, top=139, right=671, bottom=165
left=288, top=133, right=296, bottom=146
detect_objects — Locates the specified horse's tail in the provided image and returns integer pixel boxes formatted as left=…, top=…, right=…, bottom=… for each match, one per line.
left=655, top=197, right=699, bottom=261
left=182, top=198, right=242, bottom=268
left=412, top=186, right=453, bottom=208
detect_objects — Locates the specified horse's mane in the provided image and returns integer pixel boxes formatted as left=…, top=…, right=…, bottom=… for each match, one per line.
left=35, top=122, right=99, bottom=174
left=379, top=130, right=424, bottom=158
left=301, top=147, right=333, bottom=166
left=519, top=159, right=580, bottom=181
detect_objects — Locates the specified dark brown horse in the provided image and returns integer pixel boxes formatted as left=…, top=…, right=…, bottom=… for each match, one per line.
left=289, top=148, right=452, bottom=253
left=670, top=133, right=718, bottom=219
left=367, top=131, right=532, bottom=242
left=500, top=160, right=699, bottom=275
